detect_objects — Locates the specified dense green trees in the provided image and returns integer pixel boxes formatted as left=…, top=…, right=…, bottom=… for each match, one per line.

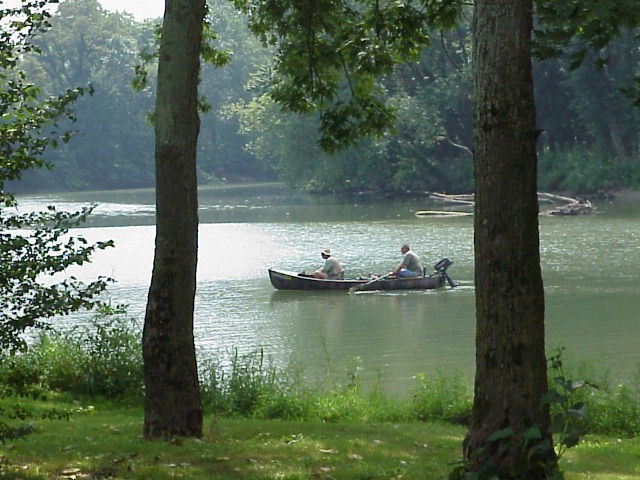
left=13, top=0, right=277, bottom=191
left=234, top=19, right=475, bottom=194
left=534, top=0, right=640, bottom=191
left=0, top=0, right=113, bottom=352
left=198, top=0, right=276, bottom=182
left=233, top=2, right=639, bottom=194
left=10, top=0, right=639, bottom=195
left=14, top=0, right=157, bottom=190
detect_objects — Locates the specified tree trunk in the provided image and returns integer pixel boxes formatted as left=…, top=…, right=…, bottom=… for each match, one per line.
left=142, top=0, right=205, bottom=439
left=465, top=0, right=557, bottom=477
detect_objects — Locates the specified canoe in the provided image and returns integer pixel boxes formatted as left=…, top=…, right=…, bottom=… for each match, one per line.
left=268, top=269, right=446, bottom=291
left=268, top=268, right=446, bottom=291
left=269, top=258, right=455, bottom=292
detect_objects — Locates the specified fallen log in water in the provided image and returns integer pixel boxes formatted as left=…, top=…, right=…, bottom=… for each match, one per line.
left=415, top=210, right=473, bottom=217
left=422, top=191, right=595, bottom=216
left=545, top=199, right=595, bottom=216
left=427, top=192, right=475, bottom=205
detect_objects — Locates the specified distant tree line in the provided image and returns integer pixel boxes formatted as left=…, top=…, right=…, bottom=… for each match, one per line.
left=11, top=0, right=640, bottom=195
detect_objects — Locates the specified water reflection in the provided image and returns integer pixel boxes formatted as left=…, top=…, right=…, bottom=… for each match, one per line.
left=264, top=287, right=477, bottom=392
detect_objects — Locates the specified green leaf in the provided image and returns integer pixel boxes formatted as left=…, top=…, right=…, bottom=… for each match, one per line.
left=567, top=404, right=587, bottom=421
left=523, top=426, right=543, bottom=441
left=540, top=390, right=563, bottom=405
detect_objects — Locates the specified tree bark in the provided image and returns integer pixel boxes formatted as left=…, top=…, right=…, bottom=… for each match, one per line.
left=142, top=0, right=204, bottom=439
left=465, top=0, right=557, bottom=477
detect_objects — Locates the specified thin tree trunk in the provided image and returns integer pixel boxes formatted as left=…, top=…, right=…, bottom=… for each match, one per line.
left=142, top=0, right=205, bottom=439
left=465, top=0, right=557, bottom=477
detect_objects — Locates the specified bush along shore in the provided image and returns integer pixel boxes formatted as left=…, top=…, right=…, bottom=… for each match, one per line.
left=0, top=309, right=639, bottom=479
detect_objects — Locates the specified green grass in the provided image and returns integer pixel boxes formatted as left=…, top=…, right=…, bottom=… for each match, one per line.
left=562, top=436, right=640, bottom=479
left=0, top=395, right=463, bottom=480
left=1, top=395, right=639, bottom=480
left=2, top=315, right=640, bottom=478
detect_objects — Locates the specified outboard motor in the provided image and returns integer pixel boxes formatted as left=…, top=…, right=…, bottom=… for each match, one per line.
left=434, top=258, right=453, bottom=273
left=433, top=258, right=457, bottom=288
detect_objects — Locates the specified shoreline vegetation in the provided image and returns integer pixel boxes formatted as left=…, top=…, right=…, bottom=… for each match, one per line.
left=14, top=184, right=640, bottom=222
left=16, top=182, right=640, bottom=198
left=1, top=311, right=639, bottom=479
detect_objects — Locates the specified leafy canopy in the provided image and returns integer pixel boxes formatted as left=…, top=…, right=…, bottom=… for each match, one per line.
left=534, top=0, right=640, bottom=106
left=232, top=0, right=462, bottom=151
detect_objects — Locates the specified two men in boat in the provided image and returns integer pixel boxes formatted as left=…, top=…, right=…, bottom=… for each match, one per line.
left=391, top=244, right=422, bottom=277
left=313, top=248, right=344, bottom=279
left=314, top=244, right=421, bottom=280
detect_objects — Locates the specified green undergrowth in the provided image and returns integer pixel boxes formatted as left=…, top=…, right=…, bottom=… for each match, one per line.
left=0, top=395, right=639, bottom=480
left=199, top=349, right=473, bottom=425
left=1, top=311, right=640, bottom=439
left=1, top=311, right=640, bottom=479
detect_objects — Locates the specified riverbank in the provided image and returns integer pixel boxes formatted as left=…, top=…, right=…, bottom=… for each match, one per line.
left=610, top=188, right=640, bottom=202
left=1, top=395, right=639, bottom=480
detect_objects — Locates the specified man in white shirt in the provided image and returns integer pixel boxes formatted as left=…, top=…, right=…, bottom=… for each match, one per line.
left=314, top=249, right=344, bottom=279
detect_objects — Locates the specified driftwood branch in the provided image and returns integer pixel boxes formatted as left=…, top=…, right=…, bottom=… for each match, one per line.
left=428, top=191, right=475, bottom=205
left=436, top=136, right=473, bottom=157
left=421, top=192, right=595, bottom=216
left=537, top=192, right=579, bottom=205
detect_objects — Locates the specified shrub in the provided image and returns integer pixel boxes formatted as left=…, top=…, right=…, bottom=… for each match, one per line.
left=0, top=353, right=44, bottom=397
left=0, top=306, right=143, bottom=400
left=545, top=351, right=640, bottom=438
left=587, top=383, right=640, bottom=436
left=200, top=349, right=304, bottom=419
left=199, top=349, right=406, bottom=422
left=538, top=147, right=640, bottom=193
left=410, top=370, right=472, bottom=425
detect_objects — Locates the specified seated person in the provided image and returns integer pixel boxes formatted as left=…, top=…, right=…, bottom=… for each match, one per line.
left=314, top=249, right=344, bottom=279
left=391, top=244, right=422, bottom=277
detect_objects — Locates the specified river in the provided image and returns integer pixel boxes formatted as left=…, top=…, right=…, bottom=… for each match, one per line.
left=15, top=184, right=640, bottom=395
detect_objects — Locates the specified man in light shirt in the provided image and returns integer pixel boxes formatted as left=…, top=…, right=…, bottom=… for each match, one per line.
left=392, top=244, right=422, bottom=277
left=314, top=249, right=344, bottom=279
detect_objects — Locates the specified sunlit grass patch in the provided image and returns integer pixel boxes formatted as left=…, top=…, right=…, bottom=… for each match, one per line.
left=205, top=419, right=465, bottom=480
left=0, top=400, right=465, bottom=480
left=562, top=435, right=640, bottom=479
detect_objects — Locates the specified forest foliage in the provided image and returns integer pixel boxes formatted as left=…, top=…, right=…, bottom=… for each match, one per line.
left=1, top=0, right=114, bottom=353
left=7, top=0, right=640, bottom=195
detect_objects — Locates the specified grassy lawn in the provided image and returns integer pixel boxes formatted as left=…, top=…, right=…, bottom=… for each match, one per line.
left=0, top=397, right=639, bottom=479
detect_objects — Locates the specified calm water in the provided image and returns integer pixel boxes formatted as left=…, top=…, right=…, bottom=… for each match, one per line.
left=15, top=185, right=640, bottom=394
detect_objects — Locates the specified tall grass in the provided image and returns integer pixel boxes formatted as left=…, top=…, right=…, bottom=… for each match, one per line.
left=411, top=371, right=472, bottom=425
left=1, top=311, right=639, bottom=438
left=198, top=349, right=411, bottom=422
left=0, top=306, right=143, bottom=400
left=559, top=359, right=640, bottom=438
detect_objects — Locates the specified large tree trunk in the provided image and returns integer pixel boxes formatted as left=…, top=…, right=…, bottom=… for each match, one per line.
left=142, top=0, right=205, bottom=439
left=465, top=0, right=557, bottom=477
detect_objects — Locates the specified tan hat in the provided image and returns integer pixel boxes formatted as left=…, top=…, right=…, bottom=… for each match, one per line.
left=321, top=249, right=331, bottom=256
